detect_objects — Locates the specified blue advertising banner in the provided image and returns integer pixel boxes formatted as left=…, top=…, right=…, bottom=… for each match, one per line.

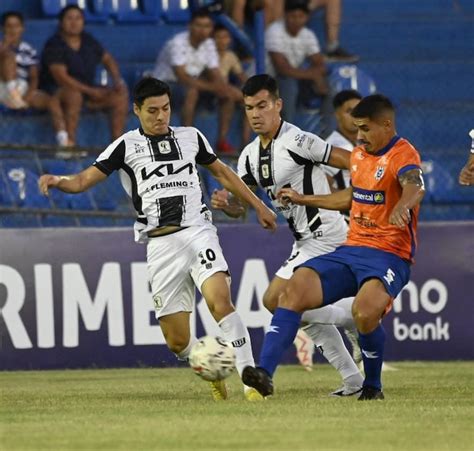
left=0, top=222, right=473, bottom=370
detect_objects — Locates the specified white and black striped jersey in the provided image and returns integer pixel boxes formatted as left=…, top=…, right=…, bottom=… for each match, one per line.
left=94, top=126, right=217, bottom=242
left=238, top=121, right=347, bottom=243
left=323, top=130, right=354, bottom=190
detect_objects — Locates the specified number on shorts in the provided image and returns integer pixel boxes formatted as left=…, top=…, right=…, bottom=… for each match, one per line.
left=205, top=249, right=216, bottom=261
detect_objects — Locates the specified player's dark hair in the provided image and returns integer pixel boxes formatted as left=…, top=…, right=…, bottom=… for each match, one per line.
left=333, top=89, right=362, bottom=110
left=59, top=4, right=85, bottom=22
left=1, top=11, right=24, bottom=26
left=190, top=9, right=213, bottom=22
left=133, top=77, right=171, bottom=107
left=242, top=74, right=279, bottom=99
left=351, top=94, right=394, bottom=120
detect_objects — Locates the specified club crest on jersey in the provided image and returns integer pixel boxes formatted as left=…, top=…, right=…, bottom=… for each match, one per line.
left=262, top=164, right=270, bottom=179
left=374, top=166, right=385, bottom=180
left=134, top=143, right=145, bottom=153
left=158, top=140, right=172, bottom=154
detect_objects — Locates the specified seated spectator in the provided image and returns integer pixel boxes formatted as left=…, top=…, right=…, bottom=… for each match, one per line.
left=265, top=0, right=330, bottom=131
left=228, top=0, right=357, bottom=61
left=153, top=9, right=242, bottom=153
left=39, top=5, right=128, bottom=146
left=213, top=24, right=251, bottom=147
left=0, top=11, right=69, bottom=146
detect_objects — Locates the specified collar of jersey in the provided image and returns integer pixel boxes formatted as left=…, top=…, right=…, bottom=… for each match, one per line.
left=139, top=127, right=171, bottom=140
left=260, top=120, right=285, bottom=151
left=372, top=135, right=400, bottom=156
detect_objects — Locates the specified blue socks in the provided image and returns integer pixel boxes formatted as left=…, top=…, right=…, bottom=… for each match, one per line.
left=359, top=324, right=386, bottom=390
left=259, top=307, right=302, bottom=377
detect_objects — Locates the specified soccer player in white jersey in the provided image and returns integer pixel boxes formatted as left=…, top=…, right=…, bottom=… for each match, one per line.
left=38, top=77, right=277, bottom=402
left=212, top=74, right=364, bottom=395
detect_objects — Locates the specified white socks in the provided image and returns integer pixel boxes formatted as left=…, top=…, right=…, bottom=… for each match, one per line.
left=301, top=297, right=354, bottom=329
left=218, top=311, right=254, bottom=377
left=303, top=323, right=363, bottom=387
left=176, top=336, right=198, bottom=361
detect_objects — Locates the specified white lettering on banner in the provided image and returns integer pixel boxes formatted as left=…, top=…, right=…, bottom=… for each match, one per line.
left=393, top=317, right=450, bottom=341
left=1, top=259, right=273, bottom=350
left=62, top=263, right=125, bottom=347
left=234, top=259, right=272, bottom=331
left=131, top=262, right=166, bottom=345
left=34, top=264, right=55, bottom=348
left=393, top=278, right=450, bottom=342
left=0, top=265, right=32, bottom=349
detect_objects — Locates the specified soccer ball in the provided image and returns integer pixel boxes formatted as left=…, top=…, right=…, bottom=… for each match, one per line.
left=189, top=336, right=236, bottom=381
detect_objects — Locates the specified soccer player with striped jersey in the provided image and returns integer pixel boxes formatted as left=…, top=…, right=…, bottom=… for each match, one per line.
left=38, top=77, right=277, bottom=402
left=212, top=74, right=364, bottom=396
left=242, top=94, right=425, bottom=400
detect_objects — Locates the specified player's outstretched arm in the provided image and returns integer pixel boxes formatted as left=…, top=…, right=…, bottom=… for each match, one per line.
left=389, top=168, right=425, bottom=228
left=38, top=166, right=107, bottom=196
left=277, top=186, right=353, bottom=211
left=211, top=189, right=248, bottom=218
left=326, top=146, right=351, bottom=170
left=206, top=159, right=277, bottom=231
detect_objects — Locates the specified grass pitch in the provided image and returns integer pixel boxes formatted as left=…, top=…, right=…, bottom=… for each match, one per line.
left=1, top=362, right=473, bottom=450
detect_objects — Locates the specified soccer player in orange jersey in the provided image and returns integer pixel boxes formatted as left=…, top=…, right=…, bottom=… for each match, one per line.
left=242, top=94, right=425, bottom=400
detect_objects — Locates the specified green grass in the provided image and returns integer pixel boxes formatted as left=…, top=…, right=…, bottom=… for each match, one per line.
left=1, top=362, right=473, bottom=450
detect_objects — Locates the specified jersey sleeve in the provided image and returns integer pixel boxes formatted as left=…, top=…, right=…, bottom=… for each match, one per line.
left=195, top=130, right=218, bottom=165
left=285, top=129, right=332, bottom=165
left=237, top=148, right=257, bottom=186
left=93, top=138, right=125, bottom=175
left=393, top=144, right=422, bottom=179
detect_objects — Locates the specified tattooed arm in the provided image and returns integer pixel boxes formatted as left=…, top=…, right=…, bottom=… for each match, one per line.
left=389, top=168, right=425, bottom=228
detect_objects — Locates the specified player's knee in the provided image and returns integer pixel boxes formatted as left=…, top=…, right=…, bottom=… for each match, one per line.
left=352, top=306, right=379, bottom=333
left=166, top=335, right=190, bottom=354
left=262, top=289, right=278, bottom=313
left=280, top=279, right=307, bottom=311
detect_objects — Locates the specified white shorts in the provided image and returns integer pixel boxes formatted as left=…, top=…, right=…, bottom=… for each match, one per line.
left=276, top=237, right=341, bottom=280
left=147, top=224, right=229, bottom=318
left=0, top=79, right=28, bottom=104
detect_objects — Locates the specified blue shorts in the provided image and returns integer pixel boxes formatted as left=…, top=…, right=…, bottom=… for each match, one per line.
left=297, top=245, right=411, bottom=305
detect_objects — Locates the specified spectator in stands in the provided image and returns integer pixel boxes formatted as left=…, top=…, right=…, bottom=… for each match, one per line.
left=39, top=5, right=128, bottom=146
left=265, top=0, right=330, bottom=130
left=153, top=9, right=242, bottom=153
left=214, top=24, right=251, bottom=147
left=458, top=129, right=474, bottom=186
left=0, top=11, right=69, bottom=146
left=228, top=0, right=357, bottom=61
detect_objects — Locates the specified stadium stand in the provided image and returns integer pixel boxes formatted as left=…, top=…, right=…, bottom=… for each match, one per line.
left=0, top=0, right=473, bottom=226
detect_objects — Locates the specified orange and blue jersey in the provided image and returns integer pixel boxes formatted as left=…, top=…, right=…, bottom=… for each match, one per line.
left=346, top=135, right=422, bottom=262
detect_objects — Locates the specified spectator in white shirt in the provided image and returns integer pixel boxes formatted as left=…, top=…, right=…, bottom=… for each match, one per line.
left=153, top=10, right=242, bottom=153
left=265, top=0, right=329, bottom=130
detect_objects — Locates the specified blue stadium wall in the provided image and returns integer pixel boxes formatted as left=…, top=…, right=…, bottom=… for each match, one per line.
left=1, top=222, right=473, bottom=371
